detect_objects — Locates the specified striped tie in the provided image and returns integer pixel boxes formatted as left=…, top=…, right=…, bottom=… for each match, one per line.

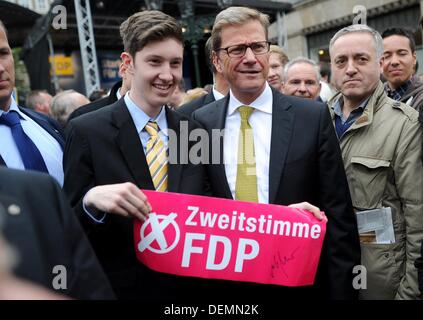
left=235, top=106, right=258, bottom=202
left=145, top=121, right=168, bottom=192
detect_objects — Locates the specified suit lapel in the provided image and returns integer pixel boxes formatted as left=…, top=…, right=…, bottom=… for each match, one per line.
left=19, top=107, right=65, bottom=149
left=204, top=92, right=216, bottom=105
left=268, top=91, right=294, bottom=204
left=166, top=108, right=183, bottom=192
left=210, top=96, right=233, bottom=199
left=0, top=155, right=5, bottom=166
left=111, top=99, right=154, bottom=189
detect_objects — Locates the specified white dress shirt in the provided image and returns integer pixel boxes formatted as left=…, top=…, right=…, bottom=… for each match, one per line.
left=0, top=96, right=64, bottom=186
left=223, top=83, right=273, bottom=204
left=116, top=88, right=122, bottom=100
left=213, top=86, right=225, bottom=101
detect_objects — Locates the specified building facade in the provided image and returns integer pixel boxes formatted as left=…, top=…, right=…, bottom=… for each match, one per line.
left=5, top=0, right=54, bottom=14
left=269, top=0, right=423, bottom=71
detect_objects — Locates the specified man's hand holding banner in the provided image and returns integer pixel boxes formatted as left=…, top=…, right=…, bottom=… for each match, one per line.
left=134, top=191, right=326, bottom=287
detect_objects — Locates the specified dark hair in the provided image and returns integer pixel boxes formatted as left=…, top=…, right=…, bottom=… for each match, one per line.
left=0, top=20, right=7, bottom=37
left=119, top=10, right=183, bottom=58
left=382, top=27, right=416, bottom=52
left=89, top=89, right=106, bottom=102
left=177, top=78, right=185, bottom=91
left=205, top=37, right=216, bottom=74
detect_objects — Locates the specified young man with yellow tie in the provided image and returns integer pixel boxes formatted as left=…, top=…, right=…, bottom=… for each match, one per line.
left=63, top=11, right=206, bottom=300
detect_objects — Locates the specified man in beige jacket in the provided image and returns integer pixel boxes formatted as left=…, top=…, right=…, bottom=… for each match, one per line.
left=328, top=24, right=423, bottom=300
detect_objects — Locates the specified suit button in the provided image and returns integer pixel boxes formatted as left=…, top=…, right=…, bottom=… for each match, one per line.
left=8, top=204, right=21, bottom=216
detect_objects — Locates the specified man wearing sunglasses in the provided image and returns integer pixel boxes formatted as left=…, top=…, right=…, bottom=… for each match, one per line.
left=192, top=6, right=360, bottom=300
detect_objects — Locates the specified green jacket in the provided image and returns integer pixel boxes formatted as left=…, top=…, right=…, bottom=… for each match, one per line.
left=328, top=81, right=423, bottom=300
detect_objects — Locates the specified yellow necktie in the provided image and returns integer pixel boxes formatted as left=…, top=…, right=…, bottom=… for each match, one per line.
left=145, top=121, right=168, bottom=192
left=235, top=106, right=258, bottom=202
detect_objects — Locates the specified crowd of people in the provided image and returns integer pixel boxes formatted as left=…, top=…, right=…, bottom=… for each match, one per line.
left=0, top=5, right=423, bottom=301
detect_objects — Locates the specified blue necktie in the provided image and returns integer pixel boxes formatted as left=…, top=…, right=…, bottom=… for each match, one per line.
left=0, top=111, right=48, bottom=173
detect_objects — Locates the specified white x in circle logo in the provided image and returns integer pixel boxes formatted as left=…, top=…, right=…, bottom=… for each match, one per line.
left=138, top=213, right=180, bottom=254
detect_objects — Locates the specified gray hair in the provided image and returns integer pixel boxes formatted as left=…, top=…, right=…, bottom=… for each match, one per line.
left=211, top=6, right=269, bottom=51
left=26, top=90, right=50, bottom=110
left=51, top=90, right=89, bottom=127
left=283, top=57, right=321, bottom=82
left=329, top=24, right=384, bottom=60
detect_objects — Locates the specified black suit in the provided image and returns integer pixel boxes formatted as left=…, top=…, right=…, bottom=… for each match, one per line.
left=0, top=106, right=65, bottom=166
left=63, top=98, right=207, bottom=300
left=192, top=89, right=361, bottom=300
left=177, top=91, right=216, bottom=116
left=0, top=167, right=114, bottom=299
left=67, top=80, right=122, bottom=122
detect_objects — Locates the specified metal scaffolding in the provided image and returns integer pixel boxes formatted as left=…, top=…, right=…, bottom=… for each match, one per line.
left=74, top=0, right=100, bottom=97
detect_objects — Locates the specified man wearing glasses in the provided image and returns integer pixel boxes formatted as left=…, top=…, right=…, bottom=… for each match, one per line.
left=192, top=6, right=360, bottom=300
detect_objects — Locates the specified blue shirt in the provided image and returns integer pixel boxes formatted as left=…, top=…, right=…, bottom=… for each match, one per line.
left=332, top=97, right=370, bottom=139
left=83, top=93, right=169, bottom=223
left=0, top=96, right=64, bottom=185
left=384, top=78, right=412, bottom=101
left=124, top=92, right=169, bottom=153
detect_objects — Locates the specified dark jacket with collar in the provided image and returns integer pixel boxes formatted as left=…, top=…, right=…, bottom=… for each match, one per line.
left=398, top=77, right=423, bottom=113
left=192, top=88, right=361, bottom=300
left=0, top=106, right=65, bottom=166
left=0, top=166, right=115, bottom=299
left=177, top=91, right=216, bottom=117
left=67, top=80, right=122, bottom=122
left=63, top=97, right=207, bottom=300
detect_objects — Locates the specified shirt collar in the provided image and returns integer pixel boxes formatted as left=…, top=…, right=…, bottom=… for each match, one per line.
left=124, top=92, right=168, bottom=136
left=332, top=96, right=370, bottom=118
left=385, top=78, right=413, bottom=99
left=212, top=86, right=225, bottom=101
left=0, top=95, right=25, bottom=119
left=116, top=87, right=122, bottom=100
left=227, top=82, right=273, bottom=116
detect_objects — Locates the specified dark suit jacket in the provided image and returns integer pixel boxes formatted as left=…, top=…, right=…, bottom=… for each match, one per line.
left=67, top=80, right=122, bottom=122
left=0, top=106, right=65, bottom=166
left=192, top=88, right=361, bottom=300
left=0, top=167, right=115, bottom=299
left=177, top=91, right=216, bottom=116
left=63, top=98, right=207, bottom=300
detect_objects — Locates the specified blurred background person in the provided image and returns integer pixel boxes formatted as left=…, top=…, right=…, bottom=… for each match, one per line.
left=319, top=66, right=335, bottom=102
left=180, top=87, right=208, bottom=105
left=168, top=79, right=186, bottom=109
left=282, top=57, right=321, bottom=100
left=267, top=44, right=289, bottom=92
left=88, top=89, right=107, bottom=102
left=50, top=90, right=90, bottom=128
left=382, top=27, right=423, bottom=113
left=25, top=90, right=53, bottom=116
left=68, top=59, right=132, bottom=122
left=178, top=37, right=229, bottom=116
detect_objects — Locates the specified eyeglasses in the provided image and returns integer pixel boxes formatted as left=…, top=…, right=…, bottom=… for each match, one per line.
left=216, top=41, right=270, bottom=58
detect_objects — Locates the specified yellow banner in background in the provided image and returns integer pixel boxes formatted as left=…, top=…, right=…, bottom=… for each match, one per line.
left=49, top=55, right=74, bottom=76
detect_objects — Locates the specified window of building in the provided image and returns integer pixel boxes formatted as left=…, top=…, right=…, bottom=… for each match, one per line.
left=35, top=0, right=48, bottom=12
left=18, top=0, right=30, bottom=8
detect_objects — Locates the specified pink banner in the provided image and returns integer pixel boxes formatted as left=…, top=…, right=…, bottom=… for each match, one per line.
left=134, top=191, right=326, bottom=287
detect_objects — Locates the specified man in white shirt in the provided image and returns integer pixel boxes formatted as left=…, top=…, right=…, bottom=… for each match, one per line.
left=192, top=6, right=360, bottom=300
left=0, top=20, right=64, bottom=185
